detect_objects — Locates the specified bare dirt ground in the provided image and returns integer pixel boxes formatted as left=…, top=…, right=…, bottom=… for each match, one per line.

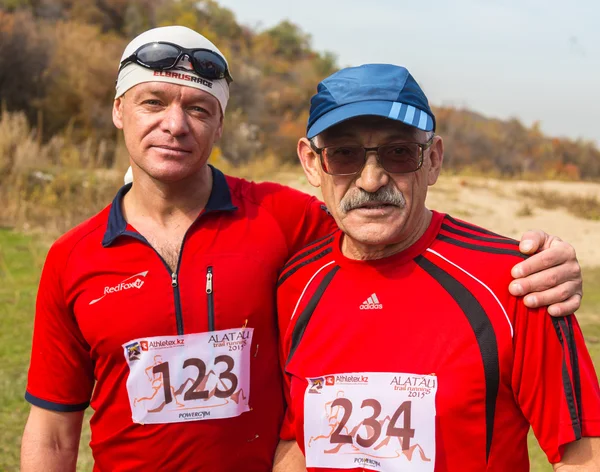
left=278, top=173, right=600, bottom=267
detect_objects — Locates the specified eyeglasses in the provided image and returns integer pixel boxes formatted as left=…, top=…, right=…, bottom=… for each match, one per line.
left=310, top=138, right=434, bottom=176
left=119, top=41, right=233, bottom=83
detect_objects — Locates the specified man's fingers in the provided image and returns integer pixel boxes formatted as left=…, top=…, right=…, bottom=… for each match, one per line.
left=519, top=282, right=582, bottom=312
left=511, top=241, right=575, bottom=279
left=546, top=294, right=583, bottom=317
left=518, top=229, right=546, bottom=255
left=510, top=263, right=581, bottom=296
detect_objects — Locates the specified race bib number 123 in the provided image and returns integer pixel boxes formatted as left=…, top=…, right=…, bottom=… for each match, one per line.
left=122, top=328, right=253, bottom=424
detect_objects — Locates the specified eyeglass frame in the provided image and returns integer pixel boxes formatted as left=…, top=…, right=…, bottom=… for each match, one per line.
left=118, top=41, right=233, bottom=84
left=309, top=136, right=435, bottom=176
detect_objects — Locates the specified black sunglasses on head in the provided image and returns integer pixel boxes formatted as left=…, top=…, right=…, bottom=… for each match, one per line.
left=119, top=41, right=233, bottom=83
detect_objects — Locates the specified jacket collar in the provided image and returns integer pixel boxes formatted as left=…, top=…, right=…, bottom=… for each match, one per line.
left=102, top=165, right=237, bottom=247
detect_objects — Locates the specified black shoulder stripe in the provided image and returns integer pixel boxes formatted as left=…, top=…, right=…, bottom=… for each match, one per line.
left=282, top=237, right=335, bottom=272
left=286, top=265, right=340, bottom=367
left=436, top=234, right=527, bottom=259
left=415, top=255, right=499, bottom=463
left=565, top=317, right=583, bottom=424
left=278, top=247, right=333, bottom=287
left=441, top=223, right=519, bottom=246
left=297, top=230, right=337, bottom=253
left=551, top=318, right=582, bottom=439
left=445, top=215, right=505, bottom=238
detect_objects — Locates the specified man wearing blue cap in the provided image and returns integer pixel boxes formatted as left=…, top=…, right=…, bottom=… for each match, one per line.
left=276, top=64, right=600, bottom=471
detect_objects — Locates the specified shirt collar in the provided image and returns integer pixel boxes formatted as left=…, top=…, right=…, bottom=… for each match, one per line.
left=102, top=165, right=237, bottom=247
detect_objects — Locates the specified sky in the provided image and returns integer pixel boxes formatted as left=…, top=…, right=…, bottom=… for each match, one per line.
left=216, top=0, right=600, bottom=145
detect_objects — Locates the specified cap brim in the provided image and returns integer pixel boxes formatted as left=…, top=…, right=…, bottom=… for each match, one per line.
left=307, top=100, right=434, bottom=139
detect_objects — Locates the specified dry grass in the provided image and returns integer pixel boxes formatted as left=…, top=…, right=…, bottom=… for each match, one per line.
left=0, top=110, right=122, bottom=234
left=210, top=149, right=297, bottom=182
left=518, top=187, right=600, bottom=220
left=516, top=202, right=535, bottom=217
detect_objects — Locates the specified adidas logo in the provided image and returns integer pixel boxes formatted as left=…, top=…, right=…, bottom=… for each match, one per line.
left=360, top=293, right=383, bottom=310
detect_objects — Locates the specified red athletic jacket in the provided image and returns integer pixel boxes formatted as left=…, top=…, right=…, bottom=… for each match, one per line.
left=278, top=211, right=600, bottom=471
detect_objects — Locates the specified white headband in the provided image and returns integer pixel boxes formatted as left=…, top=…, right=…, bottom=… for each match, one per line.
left=115, top=26, right=230, bottom=114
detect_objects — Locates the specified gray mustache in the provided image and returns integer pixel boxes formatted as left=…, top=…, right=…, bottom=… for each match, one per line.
left=339, top=187, right=406, bottom=213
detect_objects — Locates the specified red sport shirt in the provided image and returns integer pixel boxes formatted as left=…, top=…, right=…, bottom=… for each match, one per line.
left=26, top=166, right=336, bottom=471
left=278, top=210, right=600, bottom=471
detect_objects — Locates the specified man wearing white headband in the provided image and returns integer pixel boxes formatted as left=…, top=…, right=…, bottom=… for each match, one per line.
left=21, top=26, right=585, bottom=471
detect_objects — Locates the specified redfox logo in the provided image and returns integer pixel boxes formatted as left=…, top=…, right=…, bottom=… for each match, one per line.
left=89, top=271, right=149, bottom=305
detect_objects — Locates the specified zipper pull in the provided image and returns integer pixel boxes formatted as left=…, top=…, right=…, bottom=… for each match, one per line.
left=206, top=267, right=213, bottom=294
left=171, top=272, right=178, bottom=288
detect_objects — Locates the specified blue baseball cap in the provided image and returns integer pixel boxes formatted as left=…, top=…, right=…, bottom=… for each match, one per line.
left=306, top=64, right=436, bottom=139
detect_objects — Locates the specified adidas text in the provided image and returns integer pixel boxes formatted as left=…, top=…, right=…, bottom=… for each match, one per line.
left=360, top=303, right=383, bottom=310
left=360, top=293, right=383, bottom=310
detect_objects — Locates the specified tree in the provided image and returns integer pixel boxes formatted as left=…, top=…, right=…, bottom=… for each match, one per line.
left=0, top=11, right=51, bottom=126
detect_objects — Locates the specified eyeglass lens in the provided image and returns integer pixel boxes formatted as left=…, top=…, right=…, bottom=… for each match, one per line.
left=135, top=44, right=227, bottom=79
left=322, top=143, right=422, bottom=175
left=190, top=50, right=226, bottom=79
left=137, top=43, right=181, bottom=69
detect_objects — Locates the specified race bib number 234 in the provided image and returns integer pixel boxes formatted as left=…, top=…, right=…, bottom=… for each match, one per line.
left=122, top=328, right=253, bottom=424
left=304, top=372, right=437, bottom=472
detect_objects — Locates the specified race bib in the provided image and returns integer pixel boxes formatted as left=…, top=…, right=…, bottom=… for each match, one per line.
left=122, top=328, right=253, bottom=424
left=304, top=372, right=437, bottom=471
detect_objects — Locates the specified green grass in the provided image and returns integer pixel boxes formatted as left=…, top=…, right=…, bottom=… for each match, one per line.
left=0, top=229, right=598, bottom=470
left=0, top=230, right=43, bottom=469
left=0, top=229, right=92, bottom=471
